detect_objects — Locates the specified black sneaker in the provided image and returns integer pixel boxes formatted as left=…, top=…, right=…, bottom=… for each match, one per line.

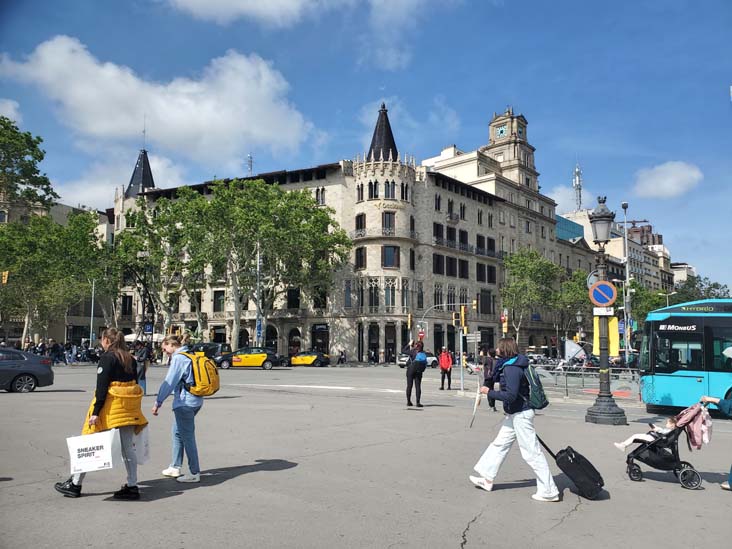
left=54, top=477, right=81, bottom=498
left=113, top=484, right=140, bottom=500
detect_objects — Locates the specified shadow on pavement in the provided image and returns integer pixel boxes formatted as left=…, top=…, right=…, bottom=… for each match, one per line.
left=554, top=473, right=612, bottom=500
left=121, top=459, right=298, bottom=502
left=38, top=389, right=87, bottom=393
left=490, top=479, right=536, bottom=491
left=205, top=396, right=242, bottom=401
left=0, top=477, right=13, bottom=482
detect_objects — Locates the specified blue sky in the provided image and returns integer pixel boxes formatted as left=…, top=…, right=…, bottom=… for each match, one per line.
left=1, top=0, right=731, bottom=286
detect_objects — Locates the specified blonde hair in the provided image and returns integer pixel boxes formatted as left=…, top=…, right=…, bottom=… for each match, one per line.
left=162, top=332, right=192, bottom=348
left=101, top=327, right=135, bottom=373
left=497, top=337, right=519, bottom=358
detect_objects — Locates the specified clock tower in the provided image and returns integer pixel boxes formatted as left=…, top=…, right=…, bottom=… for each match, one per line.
left=482, top=106, right=539, bottom=192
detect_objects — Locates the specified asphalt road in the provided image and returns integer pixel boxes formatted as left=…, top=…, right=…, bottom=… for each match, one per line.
left=1, top=364, right=730, bottom=548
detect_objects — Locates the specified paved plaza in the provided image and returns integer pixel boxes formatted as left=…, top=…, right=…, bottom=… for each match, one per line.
left=1, top=364, right=730, bottom=548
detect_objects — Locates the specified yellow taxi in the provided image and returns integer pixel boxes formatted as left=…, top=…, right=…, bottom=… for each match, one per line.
left=289, top=351, right=330, bottom=367
left=215, top=347, right=282, bottom=370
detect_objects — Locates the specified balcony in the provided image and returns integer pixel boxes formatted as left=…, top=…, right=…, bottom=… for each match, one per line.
left=350, top=227, right=419, bottom=241
left=445, top=212, right=460, bottom=224
left=475, top=247, right=498, bottom=258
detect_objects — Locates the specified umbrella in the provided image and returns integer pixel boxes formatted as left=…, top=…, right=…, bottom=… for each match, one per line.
left=469, top=385, right=482, bottom=428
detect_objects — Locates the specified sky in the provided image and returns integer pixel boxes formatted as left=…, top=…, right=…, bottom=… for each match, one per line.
left=0, top=0, right=731, bottom=286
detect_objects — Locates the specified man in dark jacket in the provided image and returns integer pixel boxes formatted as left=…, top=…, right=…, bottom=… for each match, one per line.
left=470, top=337, right=559, bottom=502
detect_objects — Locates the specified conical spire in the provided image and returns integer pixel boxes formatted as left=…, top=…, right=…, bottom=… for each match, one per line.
left=368, top=102, right=398, bottom=163
left=124, top=149, right=156, bottom=199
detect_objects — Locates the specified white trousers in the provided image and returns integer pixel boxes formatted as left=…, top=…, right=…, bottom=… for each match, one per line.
left=473, top=409, right=559, bottom=498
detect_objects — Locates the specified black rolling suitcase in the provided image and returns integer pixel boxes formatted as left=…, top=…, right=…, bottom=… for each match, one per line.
left=537, top=435, right=604, bottom=499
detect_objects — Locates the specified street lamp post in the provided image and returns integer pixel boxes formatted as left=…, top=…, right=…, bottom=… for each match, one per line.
left=575, top=310, right=583, bottom=343
left=621, top=201, right=631, bottom=372
left=586, top=197, right=627, bottom=426
left=658, top=291, right=677, bottom=308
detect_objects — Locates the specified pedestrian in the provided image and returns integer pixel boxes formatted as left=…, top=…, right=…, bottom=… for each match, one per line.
left=54, top=327, right=147, bottom=500
left=134, top=340, right=150, bottom=395
left=483, top=348, right=498, bottom=412
left=152, top=333, right=203, bottom=483
left=469, top=337, right=560, bottom=502
left=401, top=340, right=427, bottom=407
left=701, top=394, right=732, bottom=491
left=614, top=417, right=677, bottom=452
left=438, top=347, right=452, bottom=390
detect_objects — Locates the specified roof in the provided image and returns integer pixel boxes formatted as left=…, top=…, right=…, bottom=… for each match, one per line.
left=428, top=171, right=505, bottom=204
left=124, top=149, right=155, bottom=199
left=368, top=103, right=398, bottom=161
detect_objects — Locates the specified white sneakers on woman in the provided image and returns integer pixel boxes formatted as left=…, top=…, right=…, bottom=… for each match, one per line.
left=176, top=473, right=200, bottom=483
left=161, top=467, right=182, bottom=478
left=469, top=475, right=494, bottom=491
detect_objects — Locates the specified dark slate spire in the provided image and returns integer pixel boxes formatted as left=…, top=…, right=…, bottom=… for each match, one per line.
left=124, top=149, right=155, bottom=199
left=368, top=102, right=398, bottom=161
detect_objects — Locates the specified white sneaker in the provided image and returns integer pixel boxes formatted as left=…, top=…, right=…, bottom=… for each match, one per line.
left=176, top=473, right=200, bottom=483
left=613, top=442, right=626, bottom=452
left=469, top=475, right=493, bottom=492
left=532, top=493, right=560, bottom=502
left=161, top=467, right=182, bottom=478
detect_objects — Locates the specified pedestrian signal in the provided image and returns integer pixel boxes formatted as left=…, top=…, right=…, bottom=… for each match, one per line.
left=452, top=312, right=459, bottom=327
left=1, top=271, right=8, bottom=284
left=471, top=299, right=478, bottom=311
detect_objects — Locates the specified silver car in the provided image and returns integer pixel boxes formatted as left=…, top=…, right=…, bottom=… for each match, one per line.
left=0, top=349, right=55, bottom=392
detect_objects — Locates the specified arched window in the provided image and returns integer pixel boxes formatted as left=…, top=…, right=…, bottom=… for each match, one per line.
left=368, top=181, right=374, bottom=199
left=0, top=211, right=7, bottom=223
left=320, top=187, right=326, bottom=205
left=435, top=194, right=441, bottom=211
left=357, top=183, right=363, bottom=202
left=315, top=188, right=321, bottom=203
left=400, top=182, right=405, bottom=200
left=373, top=180, right=379, bottom=198
left=389, top=180, right=396, bottom=199
left=405, top=184, right=409, bottom=201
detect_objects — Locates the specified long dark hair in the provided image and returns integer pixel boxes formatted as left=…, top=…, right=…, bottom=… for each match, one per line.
left=102, top=327, right=135, bottom=374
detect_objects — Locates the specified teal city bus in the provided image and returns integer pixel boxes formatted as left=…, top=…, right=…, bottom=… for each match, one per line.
left=639, top=299, right=732, bottom=409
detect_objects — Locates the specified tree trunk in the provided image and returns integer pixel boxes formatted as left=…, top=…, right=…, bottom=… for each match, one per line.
left=21, top=305, right=31, bottom=346
left=229, top=256, right=241, bottom=350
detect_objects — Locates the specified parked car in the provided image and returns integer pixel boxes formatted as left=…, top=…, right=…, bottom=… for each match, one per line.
left=0, top=349, right=54, bottom=392
left=214, top=347, right=282, bottom=370
left=289, top=351, right=330, bottom=367
left=189, top=342, right=232, bottom=360
left=398, top=351, right=438, bottom=368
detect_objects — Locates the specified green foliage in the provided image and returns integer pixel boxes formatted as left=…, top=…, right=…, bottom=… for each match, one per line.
left=0, top=116, right=58, bottom=208
left=555, top=269, right=592, bottom=332
left=674, top=275, right=730, bottom=303
left=626, top=280, right=665, bottom=329
left=502, top=247, right=562, bottom=339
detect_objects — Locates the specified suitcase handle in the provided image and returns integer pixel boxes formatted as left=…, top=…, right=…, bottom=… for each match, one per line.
left=535, top=434, right=556, bottom=460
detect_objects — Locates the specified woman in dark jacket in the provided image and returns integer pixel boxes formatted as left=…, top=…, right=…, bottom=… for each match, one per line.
left=401, top=340, right=426, bottom=408
left=469, top=337, right=559, bottom=502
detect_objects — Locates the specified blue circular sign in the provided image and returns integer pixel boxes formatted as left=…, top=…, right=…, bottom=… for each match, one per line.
left=588, top=281, right=617, bottom=307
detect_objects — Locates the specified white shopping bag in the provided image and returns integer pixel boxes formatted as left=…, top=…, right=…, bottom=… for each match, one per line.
left=66, top=428, right=122, bottom=475
left=132, top=427, right=150, bottom=464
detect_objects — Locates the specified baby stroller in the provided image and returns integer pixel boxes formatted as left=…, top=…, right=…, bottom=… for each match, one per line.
left=625, top=403, right=710, bottom=489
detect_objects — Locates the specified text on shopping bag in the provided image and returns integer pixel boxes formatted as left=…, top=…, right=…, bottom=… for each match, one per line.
left=66, top=428, right=122, bottom=474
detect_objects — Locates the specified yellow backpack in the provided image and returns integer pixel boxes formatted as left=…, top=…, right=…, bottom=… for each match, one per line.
left=181, top=353, right=220, bottom=397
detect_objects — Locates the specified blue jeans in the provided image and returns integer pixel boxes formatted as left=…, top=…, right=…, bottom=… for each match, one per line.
left=171, top=406, right=201, bottom=475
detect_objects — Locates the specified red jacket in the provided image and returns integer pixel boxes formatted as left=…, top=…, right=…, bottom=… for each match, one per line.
left=439, top=351, right=453, bottom=371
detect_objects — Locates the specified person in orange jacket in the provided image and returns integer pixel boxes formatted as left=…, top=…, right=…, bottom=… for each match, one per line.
left=439, top=347, right=453, bottom=390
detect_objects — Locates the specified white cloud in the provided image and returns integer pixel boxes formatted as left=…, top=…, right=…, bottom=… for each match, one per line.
left=0, top=98, right=22, bottom=123
left=427, top=95, right=460, bottom=135
left=0, top=35, right=313, bottom=172
left=546, top=184, right=594, bottom=215
left=633, top=161, right=703, bottom=198
left=165, top=0, right=356, bottom=26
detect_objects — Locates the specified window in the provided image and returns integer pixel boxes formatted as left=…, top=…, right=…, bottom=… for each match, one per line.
left=410, top=249, right=415, bottom=270
left=434, top=284, right=443, bottom=310
left=459, top=259, right=469, bottom=279
left=400, top=182, right=405, bottom=200
left=510, top=214, right=516, bottom=227
left=0, top=211, right=6, bottom=223
left=368, top=279, right=379, bottom=311
left=526, top=199, right=532, bottom=210
left=487, top=237, right=496, bottom=252
left=540, top=205, right=545, bottom=216
left=447, top=199, right=454, bottom=214
left=459, top=288, right=468, bottom=309
left=541, top=225, right=546, bottom=238
left=459, top=203, right=466, bottom=220
left=357, top=280, right=365, bottom=311
left=487, top=213, right=493, bottom=228
left=168, top=293, right=179, bottom=314
left=476, top=234, right=485, bottom=251
left=709, top=321, right=732, bottom=372
left=313, top=288, right=327, bottom=309
left=121, top=295, right=133, bottom=315
left=355, top=213, right=366, bottom=231
left=214, top=290, right=226, bottom=313
left=500, top=236, right=505, bottom=252
left=435, top=194, right=441, bottom=211
left=499, top=210, right=505, bottom=224
left=355, top=247, right=367, bottom=269
left=446, top=227, right=456, bottom=243
left=344, top=280, right=352, bottom=308
left=433, top=253, right=445, bottom=275
left=654, top=331, right=704, bottom=373
left=357, top=184, right=364, bottom=202
left=410, top=215, right=415, bottom=233
left=433, top=222, right=444, bottom=240
left=287, top=288, right=301, bottom=309
left=384, top=278, right=396, bottom=310
left=368, top=180, right=379, bottom=199
left=477, top=263, right=486, bottom=282
left=480, top=289, right=493, bottom=315
left=401, top=279, right=410, bottom=308
left=447, top=286, right=456, bottom=311
left=525, top=220, right=532, bottom=234
left=478, top=209, right=483, bottom=225
left=417, top=282, right=424, bottom=309
left=446, top=256, right=457, bottom=277
left=487, top=265, right=497, bottom=283
left=405, top=183, right=409, bottom=201
left=382, top=211, right=395, bottom=233
left=385, top=180, right=396, bottom=199
left=382, top=245, right=400, bottom=268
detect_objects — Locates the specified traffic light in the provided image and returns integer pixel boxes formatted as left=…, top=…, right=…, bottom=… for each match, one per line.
left=1, top=271, right=8, bottom=284
left=452, top=312, right=460, bottom=327
left=407, top=313, right=412, bottom=330
left=501, top=313, right=509, bottom=334
left=471, top=298, right=478, bottom=311
left=460, top=305, right=467, bottom=327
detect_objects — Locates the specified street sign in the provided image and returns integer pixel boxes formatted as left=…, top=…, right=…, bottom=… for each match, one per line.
left=618, top=320, right=625, bottom=334
left=588, top=281, right=617, bottom=307
left=143, top=322, right=153, bottom=335
left=256, top=317, right=263, bottom=340
left=465, top=334, right=480, bottom=343
left=586, top=270, right=600, bottom=290
left=418, top=329, right=425, bottom=340
left=593, top=307, right=615, bottom=316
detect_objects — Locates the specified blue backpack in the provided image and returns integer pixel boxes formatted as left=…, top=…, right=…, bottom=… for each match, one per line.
left=415, top=351, right=427, bottom=362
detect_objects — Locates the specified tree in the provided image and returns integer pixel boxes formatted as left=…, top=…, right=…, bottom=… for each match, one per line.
left=626, top=280, right=664, bottom=331
left=0, top=116, right=58, bottom=208
left=554, top=269, right=592, bottom=353
left=501, top=247, right=562, bottom=345
left=674, top=275, right=730, bottom=304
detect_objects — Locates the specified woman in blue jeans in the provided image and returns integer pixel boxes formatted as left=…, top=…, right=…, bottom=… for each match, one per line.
left=152, top=333, right=203, bottom=483
left=701, top=394, right=732, bottom=491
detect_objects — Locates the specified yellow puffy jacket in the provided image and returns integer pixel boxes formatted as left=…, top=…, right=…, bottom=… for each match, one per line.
left=82, top=381, right=148, bottom=435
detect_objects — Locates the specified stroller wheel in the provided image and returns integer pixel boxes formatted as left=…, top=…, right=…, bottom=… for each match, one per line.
left=678, top=464, right=702, bottom=490
left=627, top=463, right=643, bottom=482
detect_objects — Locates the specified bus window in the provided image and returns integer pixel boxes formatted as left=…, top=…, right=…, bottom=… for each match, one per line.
left=639, top=328, right=651, bottom=372
left=709, top=324, right=732, bottom=372
left=655, top=333, right=703, bottom=373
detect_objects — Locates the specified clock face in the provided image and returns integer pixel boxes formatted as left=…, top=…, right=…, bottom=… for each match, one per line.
left=496, top=125, right=507, bottom=138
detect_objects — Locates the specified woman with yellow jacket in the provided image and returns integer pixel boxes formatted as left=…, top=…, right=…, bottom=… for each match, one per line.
left=54, top=328, right=147, bottom=500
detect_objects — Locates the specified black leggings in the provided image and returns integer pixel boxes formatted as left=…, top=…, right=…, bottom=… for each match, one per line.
left=406, top=362, right=425, bottom=404
left=440, top=369, right=452, bottom=388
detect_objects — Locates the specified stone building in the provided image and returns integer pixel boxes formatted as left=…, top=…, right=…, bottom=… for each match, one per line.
left=112, top=105, right=595, bottom=359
